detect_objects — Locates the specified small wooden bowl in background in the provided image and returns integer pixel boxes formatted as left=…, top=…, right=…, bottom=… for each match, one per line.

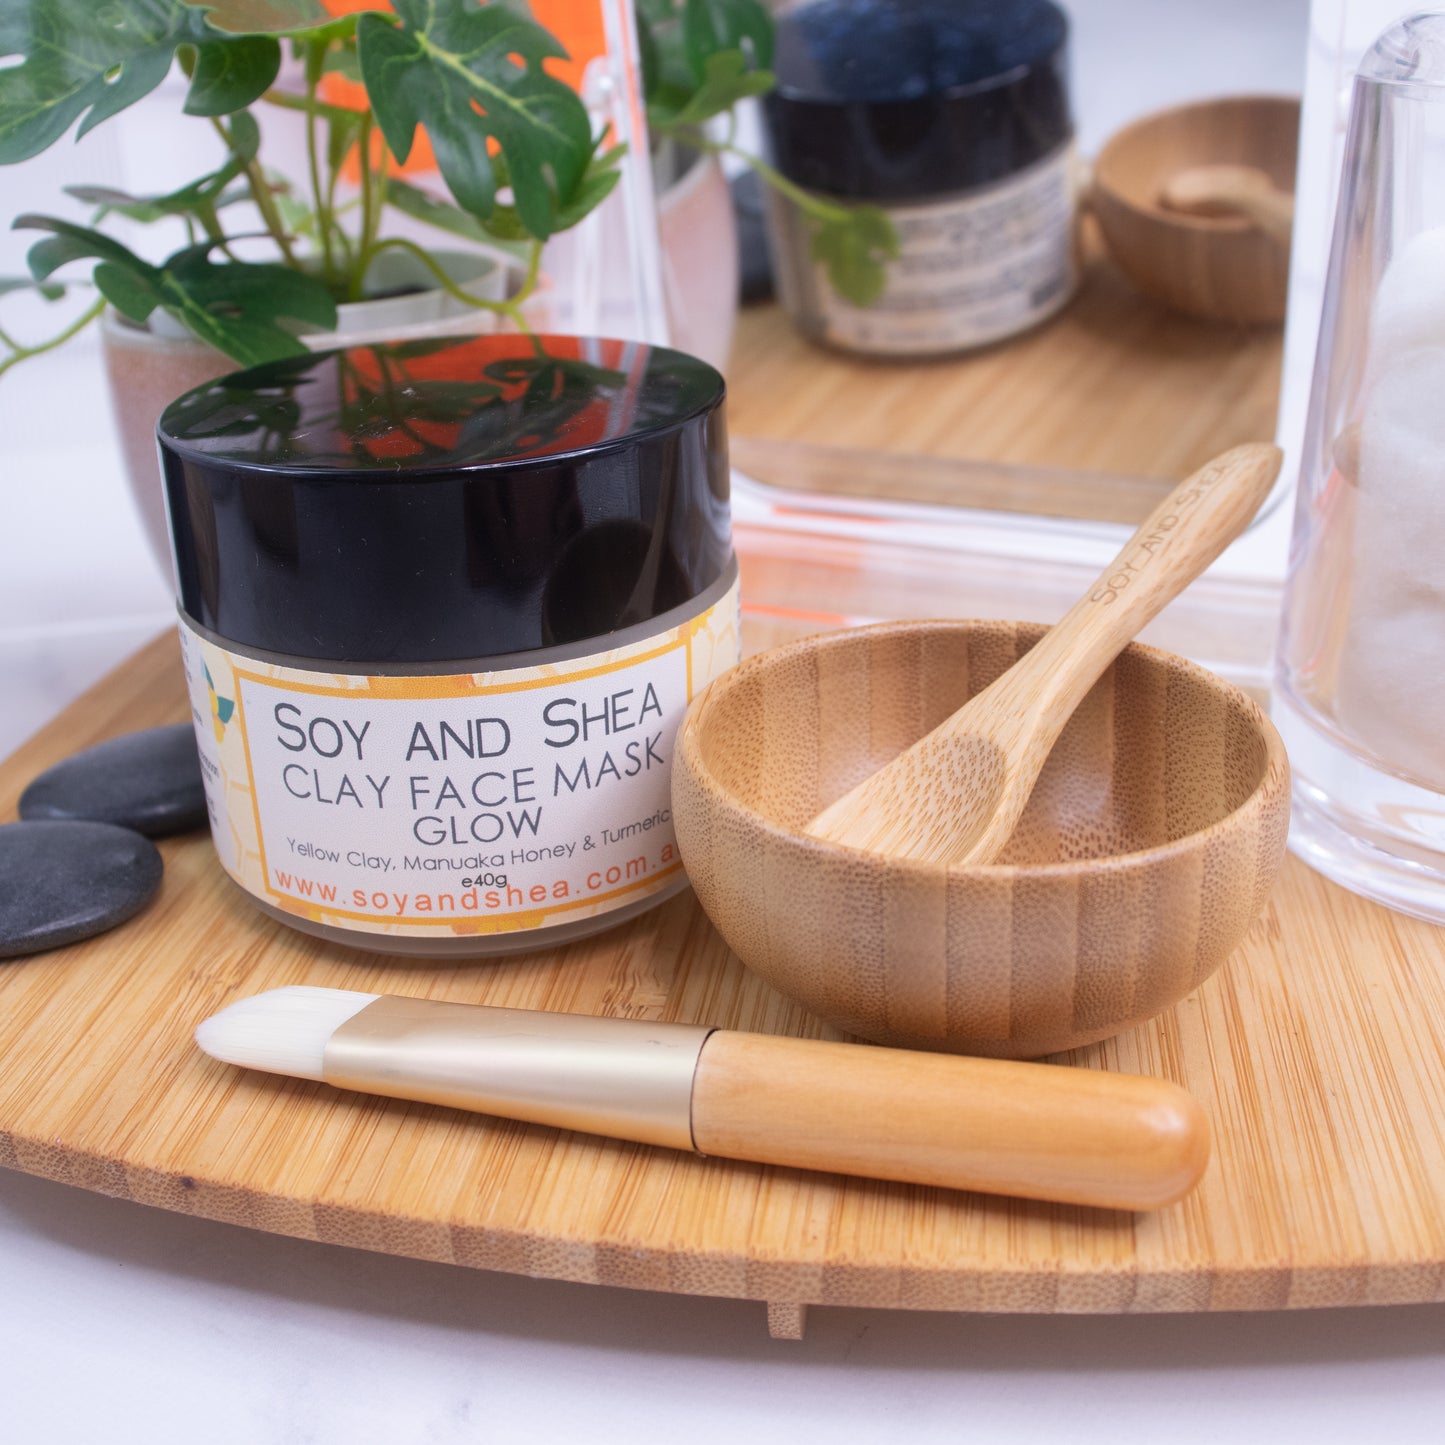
left=673, top=621, right=1290, bottom=1059
left=1092, top=95, right=1300, bottom=324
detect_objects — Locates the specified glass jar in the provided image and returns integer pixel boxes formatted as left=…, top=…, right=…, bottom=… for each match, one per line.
left=158, top=333, right=738, bottom=954
left=761, top=0, right=1079, bottom=358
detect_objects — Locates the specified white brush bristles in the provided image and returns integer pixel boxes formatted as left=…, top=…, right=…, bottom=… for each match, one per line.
left=195, top=986, right=380, bottom=1082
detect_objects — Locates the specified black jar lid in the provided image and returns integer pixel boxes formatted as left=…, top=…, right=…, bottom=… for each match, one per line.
left=763, top=0, right=1072, bottom=202
left=158, top=333, right=731, bottom=665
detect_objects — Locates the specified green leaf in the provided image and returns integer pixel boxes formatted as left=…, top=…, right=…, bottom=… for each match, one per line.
left=15, top=214, right=338, bottom=367
left=0, top=0, right=300, bottom=162
left=635, top=6, right=660, bottom=99
left=357, top=0, right=599, bottom=241
left=185, top=34, right=281, bottom=115
left=808, top=206, right=899, bottom=308
left=66, top=185, right=170, bottom=225
left=157, top=241, right=338, bottom=365
left=93, top=259, right=163, bottom=322
left=635, top=1, right=697, bottom=110
left=301, top=29, right=326, bottom=86
left=197, top=0, right=332, bottom=34
left=682, top=0, right=773, bottom=77
left=64, top=149, right=251, bottom=223
left=17, top=214, right=160, bottom=281
left=551, top=143, right=626, bottom=232
left=640, top=0, right=774, bottom=125
left=0, top=275, right=65, bottom=300
left=325, top=106, right=364, bottom=175
left=273, top=188, right=315, bottom=237
left=657, top=50, right=773, bottom=128
left=0, top=1, right=196, bottom=161
left=472, top=203, right=531, bottom=244
left=384, top=178, right=528, bottom=256
left=227, top=107, right=261, bottom=158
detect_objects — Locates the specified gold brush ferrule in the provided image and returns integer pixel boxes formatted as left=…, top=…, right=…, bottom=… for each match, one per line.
left=323, top=996, right=713, bottom=1152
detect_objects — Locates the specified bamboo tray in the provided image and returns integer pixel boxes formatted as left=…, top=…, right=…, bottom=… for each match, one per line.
left=4, top=603, right=1445, bottom=1341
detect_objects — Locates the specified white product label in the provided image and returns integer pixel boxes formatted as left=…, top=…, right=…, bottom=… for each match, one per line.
left=179, top=576, right=740, bottom=940
left=815, top=145, right=1078, bottom=355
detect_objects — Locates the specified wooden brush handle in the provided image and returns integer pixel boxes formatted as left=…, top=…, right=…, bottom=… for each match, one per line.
left=690, top=1031, right=1209, bottom=1212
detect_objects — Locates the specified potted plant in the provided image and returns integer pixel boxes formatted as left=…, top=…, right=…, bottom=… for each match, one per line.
left=0, top=0, right=894, bottom=363
left=0, top=0, right=894, bottom=559
left=0, top=1, right=638, bottom=358
left=0, top=0, right=606, bottom=556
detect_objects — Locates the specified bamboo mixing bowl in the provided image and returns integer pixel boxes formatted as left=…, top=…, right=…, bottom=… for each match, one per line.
left=1092, top=95, right=1300, bottom=324
left=673, top=621, right=1291, bottom=1059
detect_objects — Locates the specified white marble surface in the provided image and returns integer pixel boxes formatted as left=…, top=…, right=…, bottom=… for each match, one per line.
left=4, top=1152, right=1445, bottom=1445
left=2, top=1159, right=1444, bottom=1445
left=6, top=2, right=1445, bottom=1440
left=0, top=338, right=174, bottom=759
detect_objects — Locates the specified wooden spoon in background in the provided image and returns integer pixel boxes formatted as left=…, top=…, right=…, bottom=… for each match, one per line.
left=804, top=443, right=1283, bottom=865
left=1160, top=163, right=1295, bottom=245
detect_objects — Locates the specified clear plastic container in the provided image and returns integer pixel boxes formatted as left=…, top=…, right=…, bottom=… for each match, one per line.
left=1272, top=14, right=1445, bottom=922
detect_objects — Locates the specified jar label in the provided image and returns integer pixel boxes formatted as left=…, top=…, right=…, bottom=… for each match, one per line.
left=179, top=577, right=740, bottom=941
left=794, top=144, right=1078, bottom=355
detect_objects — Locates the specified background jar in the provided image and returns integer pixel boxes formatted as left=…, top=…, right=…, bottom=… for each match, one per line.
left=760, top=0, right=1079, bottom=358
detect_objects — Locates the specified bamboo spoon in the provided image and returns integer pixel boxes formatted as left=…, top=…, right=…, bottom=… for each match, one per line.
left=804, top=443, right=1283, bottom=865
left=1159, top=163, right=1295, bottom=245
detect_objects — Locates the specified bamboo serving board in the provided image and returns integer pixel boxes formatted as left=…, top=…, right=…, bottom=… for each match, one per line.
left=0, top=258, right=1421, bottom=1335
left=4, top=624, right=1445, bottom=1339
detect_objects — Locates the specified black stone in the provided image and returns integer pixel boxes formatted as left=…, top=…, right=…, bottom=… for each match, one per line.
left=0, top=820, right=163, bottom=959
left=20, top=723, right=206, bottom=837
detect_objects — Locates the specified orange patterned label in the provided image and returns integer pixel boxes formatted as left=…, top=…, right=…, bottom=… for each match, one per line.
left=180, top=575, right=739, bottom=939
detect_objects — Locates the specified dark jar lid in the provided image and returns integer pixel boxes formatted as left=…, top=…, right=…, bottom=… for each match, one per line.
left=157, top=333, right=732, bottom=665
left=763, top=0, right=1073, bottom=202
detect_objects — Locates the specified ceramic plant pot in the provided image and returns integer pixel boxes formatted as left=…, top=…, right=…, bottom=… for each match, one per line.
left=655, top=150, right=740, bottom=374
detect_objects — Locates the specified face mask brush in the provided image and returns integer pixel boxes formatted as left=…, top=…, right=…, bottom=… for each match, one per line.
left=196, top=986, right=1209, bottom=1211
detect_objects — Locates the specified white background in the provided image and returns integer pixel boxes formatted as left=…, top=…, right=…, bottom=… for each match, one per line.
left=7, top=2, right=1445, bottom=1442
